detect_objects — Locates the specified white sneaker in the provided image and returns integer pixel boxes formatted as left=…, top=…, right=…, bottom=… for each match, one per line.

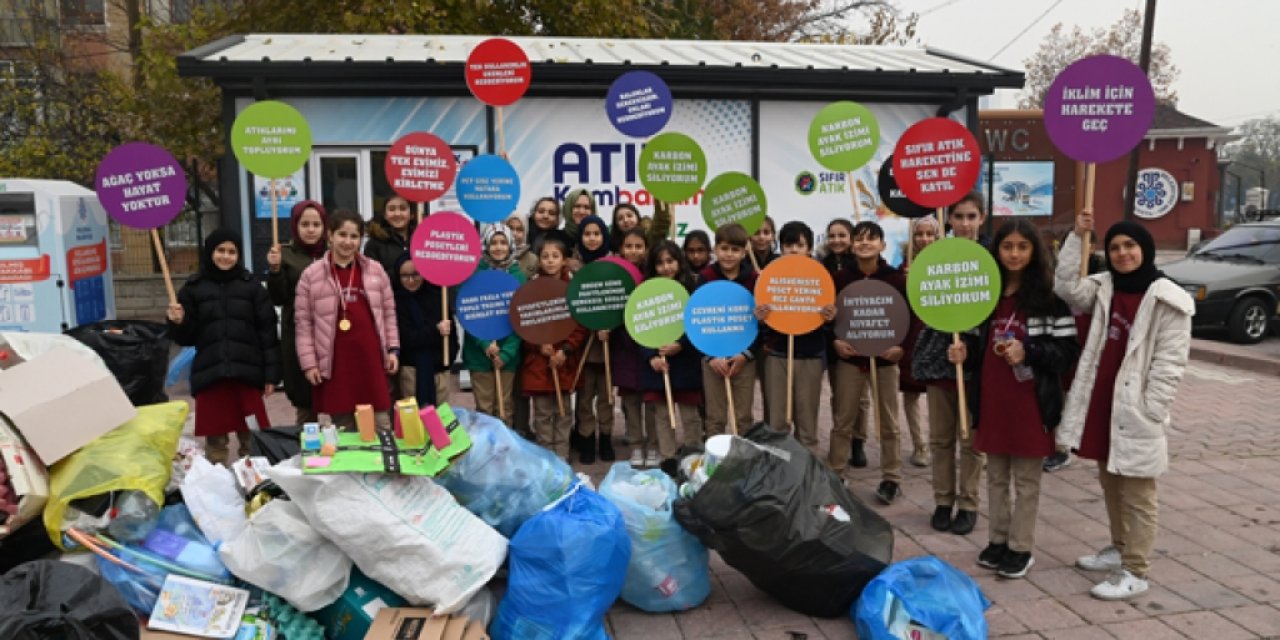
left=1077, top=545, right=1122, bottom=572
left=645, top=450, right=660, bottom=468
left=629, top=448, right=644, bottom=467
left=1090, top=569, right=1149, bottom=600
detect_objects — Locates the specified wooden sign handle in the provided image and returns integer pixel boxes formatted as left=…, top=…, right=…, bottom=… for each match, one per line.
left=417, top=201, right=425, bottom=224
left=151, top=228, right=176, bottom=306
left=493, top=354, right=506, bottom=423
left=270, top=178, right=279, bottom=247
left=603, top=334, right=613, bottom=400
left=869, top=356, right=882, bottom=440
left=953, top=332, right=969, bottom=440
left=551, top=361, right=564, bottom=417
left=724, top=374, right=737, bottom=437
left=1080, top=163, right=1096, bottom=277
left=662, top=356, right=677, bottom=430
left=497, top=106, right=507, bottom=156
left=570, top=333, right=596, bottom=390
left=785, top=334, right=795, bottom=427
left=442, top=287, right=451, bottom=368
left=746, top=249, right=761, bottom=273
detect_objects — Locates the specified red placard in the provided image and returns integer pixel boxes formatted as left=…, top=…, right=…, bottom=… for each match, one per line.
left=465, top=38, right=531, bottom=107
left=385, top=132, right=457, bottom=203
left=892, top=118, right=982, bottom=209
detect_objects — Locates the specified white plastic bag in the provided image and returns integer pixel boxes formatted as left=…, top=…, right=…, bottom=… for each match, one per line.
left=218, top=499, right=351, bottom=612
left=266, top=460, right=507, bottom=614
left=179, top=457, right=247, bottom=545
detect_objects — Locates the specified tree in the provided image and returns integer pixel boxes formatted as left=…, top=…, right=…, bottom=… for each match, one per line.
left=1019, top=8, right=1179, bottom=109
left=1221, top=116, right=1280, bottom=211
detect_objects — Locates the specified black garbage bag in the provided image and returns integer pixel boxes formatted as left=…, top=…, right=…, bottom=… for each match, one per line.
left=0, top=520, right=57, bottom=574
left=674, top=423, right=893, bottom=618
left=66, top=320, right=171, bottom=406
left=249, top=425, right=301, bottom=464
left=0, top=560, right=139, bottom=640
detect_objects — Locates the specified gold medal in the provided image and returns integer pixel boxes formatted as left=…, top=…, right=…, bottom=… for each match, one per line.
left=339, top=318, right=352, bottom=332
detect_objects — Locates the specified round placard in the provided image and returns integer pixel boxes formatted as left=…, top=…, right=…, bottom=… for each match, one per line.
left=455, top=269, right=521, bottom=341
left=834, top=279, right=910, bottom=356
left=95, top=143, right=187, bottom=229
left=753, top=255, right=836, bottom=336
left=510, top=277, right=578, bottom=345
left=567, top=260, right=636, bottom=331
left=892, top=118, right=982, bottom=209
left=606, top=71, right=673, bottom=138
left=386, top=132, right=458, bottom=203
left=701, top=172, right=767, bottom=234
left=465, top=38, right=531, bottom=107
left=230, top=100, right=313, bottom=178
left=685, top=281, right=758, bottom=358
left=808, top=101, right=880, bottom=172
left=624, top=278, right=690, bottom=349
left=877, top=155, right=934, bottom=219
left=638, top=132, right=707, bottom=203
left=410, top=212, right=481, bottom=287
left=457, top=154, right=521, bottom=223
left=906, top=237, right=1002, bottom=333
left=599, top=255, right=643, bottom=286
left=1044, top=54, right=1156, bottom=164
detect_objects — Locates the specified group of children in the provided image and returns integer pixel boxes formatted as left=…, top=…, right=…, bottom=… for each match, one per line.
left=166, top=188, right=1191, bottom=603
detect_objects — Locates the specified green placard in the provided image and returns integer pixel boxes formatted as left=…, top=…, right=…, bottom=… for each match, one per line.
left=638, top=132, right=707, bottom=203
left=701, top=171, right=767, bottom=234
left=808, top=101, right=880, bottom=172
left=231, top=100, right=313, bottom=178
left=906, top=238, right=1002, bottom=333
left=568, top=261, right=636, bottom=330
left=624, top=277, right=690, bottom=348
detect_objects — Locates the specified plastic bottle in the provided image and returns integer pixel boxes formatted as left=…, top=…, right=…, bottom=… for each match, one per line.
left=107, top=491, right=160, bottom=542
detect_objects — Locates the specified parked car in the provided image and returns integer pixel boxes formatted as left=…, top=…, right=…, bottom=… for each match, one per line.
left=1162, top=222, right=1280, bottom=344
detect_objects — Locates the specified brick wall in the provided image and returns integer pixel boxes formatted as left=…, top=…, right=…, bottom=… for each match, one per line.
left=114, top=274, right=189, bottom=321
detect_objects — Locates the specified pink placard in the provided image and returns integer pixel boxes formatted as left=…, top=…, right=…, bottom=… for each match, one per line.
left=410, top=212, right=481, bottom=287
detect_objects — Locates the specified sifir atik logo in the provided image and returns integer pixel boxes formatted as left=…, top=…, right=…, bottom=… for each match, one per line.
left=553, top=141, right=702, bottom=207
left=794, top=170, right=847, bottom=195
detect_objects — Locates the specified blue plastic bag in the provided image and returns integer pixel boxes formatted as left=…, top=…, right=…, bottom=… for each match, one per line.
left=853, top=556, right=991, bottom=640
left=165, top=346, right=195, bottom=389
left=436, top=408, right=575, bottom=537
left=490, top=483, right=631, bottom=640
left=599, top=463, right=710, bottom=612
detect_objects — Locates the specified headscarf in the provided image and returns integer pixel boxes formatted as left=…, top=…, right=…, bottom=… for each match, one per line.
left=289, top=199, right=328, bottom=258
left=505, top=212, right=530, bottom=264
left=391, top=253, right=439, bottom=406
left=560, top=188, right=596, bottom=239
left=200, top=228, right=245, bottom=283
left=1105, top=220, right=1164, bottom=294
left=575, top=215, right=611, bottom=265
left=482, top=223, right=516, bottom=271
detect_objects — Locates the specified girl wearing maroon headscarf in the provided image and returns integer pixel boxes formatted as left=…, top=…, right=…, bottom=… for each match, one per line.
left=267, top=200, right=327, bottom=422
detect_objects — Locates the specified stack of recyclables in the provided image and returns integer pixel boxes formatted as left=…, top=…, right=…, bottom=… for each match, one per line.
left=435, top=408, right=574, bottom=537
left=599, top=463, right=710, bottom=612
left=95, top=504, right=231, bottom=614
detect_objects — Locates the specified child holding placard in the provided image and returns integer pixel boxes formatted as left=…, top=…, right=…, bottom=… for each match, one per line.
left=364, top=195, right=416, bottom=281
left=520, top=233, right=589, bottom=460
left=682, top=230, right=713, bottom=273
left=898, top=217, right=941, bottom=468
left=697, top=223, right=757, bottom=437
left=947, top=219, right=1080, bottom=579
left=464, top=224, right=526, bottom=425
left=610, top=203, right=642, bottom=253
left=572, top=216, right=617, bottom=464
left=505, top=212, right=539, bottom=278
left=167, top=229, right=280, bottom=465
left=612, top=228, right=657, bottom=466
left=641, top=241, right=703, bottom=475
left=829, top=221, right=907, bottom=505
left=525, top=197, right=562, bottom=261
left=749, top=216, right=779, bottom=270
left=266, top=200, right=327, bottom=424
left=391, top=254, right=458, bottom=407
left=821, top=218, right=871, bottom=467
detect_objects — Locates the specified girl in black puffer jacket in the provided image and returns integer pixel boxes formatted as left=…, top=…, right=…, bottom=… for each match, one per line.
left=166, top=229, right=280, bottom=465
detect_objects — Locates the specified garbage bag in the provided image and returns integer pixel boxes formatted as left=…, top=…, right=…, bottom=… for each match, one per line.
left=436, top=408, right=574, bottom=538
left=0, top=519, right=57, bottom=574
left=180, top=456, right=247, bottom=546
left=219, top=499, right=352, bottom=612
left=44, top=402, right=188, bottom=549
left=0, top=331, right=108, bottom=370
left=0, top=560, right=138, bottom=640
left=248, top=426, right=302, bottom=464
left=673, top=423, right=893, bottom=618
left=266, top=460, right=506, bottom=614
left=854, top=556, right=991, bottom=640
left=165, top=346, right=195, bottom=390
left=491, top=483, right=631, bottom=640
left=65, top=320, right=171, bottom=405
left=599, top=463, right=710, bottom=612
left=94, top=504, right=230, bottom=615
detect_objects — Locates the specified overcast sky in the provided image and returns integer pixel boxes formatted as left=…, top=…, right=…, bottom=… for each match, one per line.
left=897, top=0, right=1280, bottom=128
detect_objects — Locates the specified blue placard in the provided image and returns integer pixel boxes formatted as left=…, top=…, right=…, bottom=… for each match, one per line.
left=605, top=71, right=674, bottom=138
left=456, top=154, right=521, bottom=223
left=684, top=281, right=758, bottom=357
left=455, top=269, right=520, bottom=340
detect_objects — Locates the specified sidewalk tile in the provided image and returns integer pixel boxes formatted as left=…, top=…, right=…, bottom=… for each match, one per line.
left=735, top=596, right=820, bottom=629
left=1219, top=604, right=1280, bottom=637
left=1215, top=572, right=1280, bottom=604
left=812, top=617, right=860, bottom=639
left=1175, top=552, right=1256, bottom=580
left=671, top=602, right=751, bottom=639
left=1041, top=626, right=1116, bottom=640
left=1157, top=611, right=1256, bottom=640
left=1134, top=585, right=1201, bottom=615
left=1219, top=545, right=1280, bottom=574
left=1002, top=598, right=1088, bottom=632
left=973, top=572, right=1052, bottom=603
left=1163, top=579, right=1253, bottom=609
left=608, top=610, right=683, bottom=640
left=751, top=620, right=829, bottom=639
left=1099, top=618, right=1188, bottom=639
left=986, top=604, right=1030, bottom=636
left=1027, top=567, right=1097, bottom=597
left=1058, top=593, right=1148, bottom=625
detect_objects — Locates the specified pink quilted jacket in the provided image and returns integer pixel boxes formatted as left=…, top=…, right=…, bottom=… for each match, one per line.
left=294, top=252, right=400, bottom=379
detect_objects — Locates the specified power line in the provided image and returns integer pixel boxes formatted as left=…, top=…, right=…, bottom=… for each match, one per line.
left=988, top=0, right=1065, bottom=62
left=920, top=0, right=964, bottom=16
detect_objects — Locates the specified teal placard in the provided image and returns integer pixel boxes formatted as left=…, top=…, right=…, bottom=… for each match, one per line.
left=906, top=238, right=1002, bottom=333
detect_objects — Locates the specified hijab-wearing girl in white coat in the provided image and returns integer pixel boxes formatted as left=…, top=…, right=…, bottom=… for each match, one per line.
left=1054, top=210, right=1194, bottom=602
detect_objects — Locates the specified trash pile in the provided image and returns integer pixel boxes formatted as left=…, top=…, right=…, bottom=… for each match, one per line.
left=1, top=330, right=985, bottom=639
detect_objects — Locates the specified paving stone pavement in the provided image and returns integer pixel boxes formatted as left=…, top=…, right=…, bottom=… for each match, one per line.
left=242, top=359, right=1280, bottom=639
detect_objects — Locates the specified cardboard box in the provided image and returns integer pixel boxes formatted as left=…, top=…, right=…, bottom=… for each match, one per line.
left=314, top=567, right=407, bottom=640
left=364, top=608, right=489, bottom=640
left=0, top=347, right=136, bottom=465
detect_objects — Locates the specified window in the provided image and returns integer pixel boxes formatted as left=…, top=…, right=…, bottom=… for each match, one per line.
left=59, top=0, right=103, bottom=26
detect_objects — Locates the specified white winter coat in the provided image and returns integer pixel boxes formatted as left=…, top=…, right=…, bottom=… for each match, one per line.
left=1053, top=233, right=1194, bottom=478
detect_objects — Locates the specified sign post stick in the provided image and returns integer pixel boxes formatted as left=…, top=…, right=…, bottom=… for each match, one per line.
left=936, top=207, right=945, bottom=236
left=724, top=376, right=737, bottom=437
left=570, top=333, right=596, bottom=390
left=785, top=334, right=795, bottom=426
left=151, top=229, right=177, bottom=306
left=270, top=179, right=279, bottom=247
left=442, top=288, right=451, bottom=367
left=493, top=354, right=506, bottom=422
left=417, top=202, right=424, bottom=224
left=551, top=362, right=564, bottom=417
left=848, top=172, right=862, bottom=223
left=497, top=107, right=507, bottom=156
left=661, top=356, right=677, bottom=430
left=746, top=249, right=761, bottom=273
left=868, top=357, right=882, bottom=438
left=1080, top=163, right=1097, bottom=277
left=954, top=332, right=970, bottom=439
left=603, top=335, right=613, bottom=398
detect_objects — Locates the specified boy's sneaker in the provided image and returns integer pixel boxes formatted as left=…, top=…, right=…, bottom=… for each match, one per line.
left=1090, top=569, right=1149, bottom=600
left=909, top=447, right=929, bottom=467
left=598, top=436, right=616, bottom=462
left=578, top=435, right=596, bottom=465
left=1077, top=545, right=1122, bottom=572
left=875, top=480, right=900, bottom=504
left=629, top=448, right=645, bottom=467
left=977, top=542, right=1009, bottom=569
left=645, top=450, right=660, bottom=468
left=1043, top=450, right=1071, bottom=472
left=930, top=505, right=953, bottom=532
left=996, top=551, right=1035, bottom=578
left=850, top=439, right=868, bottom=468
left=950, top=509, right=977, bottom=535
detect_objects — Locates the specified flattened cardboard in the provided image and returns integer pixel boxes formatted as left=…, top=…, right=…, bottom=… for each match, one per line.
left=0, top=347, right=136, bottom=465
left=364, top=608, right=489, bottom=640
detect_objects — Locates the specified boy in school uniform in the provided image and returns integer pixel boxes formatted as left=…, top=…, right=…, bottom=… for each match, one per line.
left=697, top=223, right=758, bottom=438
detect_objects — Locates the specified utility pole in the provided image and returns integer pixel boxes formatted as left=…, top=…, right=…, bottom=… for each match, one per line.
left=1123, top=0, right=1157, bottom=220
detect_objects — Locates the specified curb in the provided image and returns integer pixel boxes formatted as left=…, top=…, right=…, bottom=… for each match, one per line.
left=1189, top=343, right=1280, bottom=377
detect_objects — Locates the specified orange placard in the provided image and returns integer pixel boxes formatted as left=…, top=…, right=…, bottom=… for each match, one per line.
left=753, top=255, right=835, bottom=335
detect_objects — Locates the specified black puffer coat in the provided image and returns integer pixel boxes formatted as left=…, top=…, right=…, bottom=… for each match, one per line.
left=169, top=271, right=281, bottom=396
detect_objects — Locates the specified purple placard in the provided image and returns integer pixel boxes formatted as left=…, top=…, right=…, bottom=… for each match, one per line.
left=1043, top=55, right=1155, bottom=164
left=95, top=143, right=187, bottom=229
left=605, top=71, right=673, bottom=138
